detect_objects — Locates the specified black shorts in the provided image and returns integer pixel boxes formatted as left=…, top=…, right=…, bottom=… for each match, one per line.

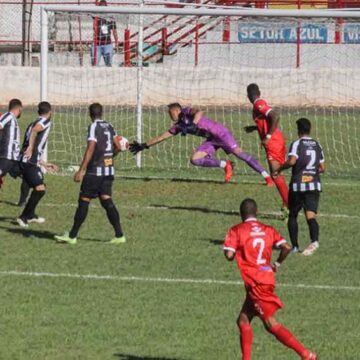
left=80, top=175, right=113, bottom=199
left=0, top=158, right=17, bottom=177
left=21, top=163, right=44, bottom=188
left=289, top=190, right=320, bottom=215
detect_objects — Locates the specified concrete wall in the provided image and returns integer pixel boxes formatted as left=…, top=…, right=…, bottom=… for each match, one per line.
left=1, top=65, right=360, bottom=106
left=0, top=67, right=40, bottom=105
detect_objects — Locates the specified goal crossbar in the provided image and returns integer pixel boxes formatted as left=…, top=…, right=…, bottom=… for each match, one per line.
left=41, top=5, right=360, bottom=19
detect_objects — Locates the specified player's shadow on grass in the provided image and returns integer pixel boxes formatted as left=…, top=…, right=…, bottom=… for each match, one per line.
left=207, top=239, right=224, bottom=246
left=0, top=225, right=110, bottom=243
left=150, top=204, right=236, bottom=216
left=122, top=176, right=237, bottom=185
left=0, top=216, right=17, bottom=223
left=0, top=225, right=58, bottom=240
left=114, top=354, right=183, bottom=360
left=0, top=200, right=18, bottom=207
left=150, top=204, right=284, bottom=220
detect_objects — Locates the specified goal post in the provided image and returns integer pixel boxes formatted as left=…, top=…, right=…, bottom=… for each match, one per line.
left=40, top=4, right=360, bottom=179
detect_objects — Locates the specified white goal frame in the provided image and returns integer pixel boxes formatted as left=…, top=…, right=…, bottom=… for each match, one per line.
left=40, top=4, right=360, bottom=167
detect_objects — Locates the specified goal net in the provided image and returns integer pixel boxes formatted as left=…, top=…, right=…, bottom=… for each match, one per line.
left=41, top=5, right=360, bottom=179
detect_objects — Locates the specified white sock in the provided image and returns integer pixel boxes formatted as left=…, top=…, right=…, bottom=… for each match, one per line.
left=261, top=170, right=270, bottom=178
left=220, top=160, right=227, bottom=168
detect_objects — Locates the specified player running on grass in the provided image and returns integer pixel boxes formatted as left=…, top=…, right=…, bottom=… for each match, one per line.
left=223, top=198, right=317, bottom=360
left=245, top=84, right=289, bottom=210
left=55, top=103, right=126, bottom=245
left=129, top=103, right=274, bottom=185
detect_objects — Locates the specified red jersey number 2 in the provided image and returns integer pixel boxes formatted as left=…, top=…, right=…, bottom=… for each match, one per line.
left=253, top=238, right=266, bottom=264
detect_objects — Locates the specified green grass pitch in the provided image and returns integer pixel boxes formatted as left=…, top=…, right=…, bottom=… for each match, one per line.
left=0, top=109, right=359, bottom=359
left=0, top=172, right=359, bottom=359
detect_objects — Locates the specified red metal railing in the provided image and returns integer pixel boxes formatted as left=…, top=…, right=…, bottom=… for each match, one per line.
left=120, top=0, right=360, bottom=67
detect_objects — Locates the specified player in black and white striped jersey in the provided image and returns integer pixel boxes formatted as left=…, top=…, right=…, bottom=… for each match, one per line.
left=273, top=118, right=325, bottom=256
left=16, top=101, right=58, bottom=227
left=85, top=112, right=116, bottom=177
left=55, top=102, right=125, bottom=245
left=0, top=99, right=23, bottom=181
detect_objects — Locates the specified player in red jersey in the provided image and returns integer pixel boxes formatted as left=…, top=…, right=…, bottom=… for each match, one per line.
left=223, top=198, right=317, bottom=360
left=245, top=84, right=289, bottom=212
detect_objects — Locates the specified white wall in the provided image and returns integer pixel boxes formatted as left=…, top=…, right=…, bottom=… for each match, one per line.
left=1, top=65, right=360, bottom=106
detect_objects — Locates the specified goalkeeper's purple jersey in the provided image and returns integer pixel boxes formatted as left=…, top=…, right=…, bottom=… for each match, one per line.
left=168, top=107, right=228, bottom=139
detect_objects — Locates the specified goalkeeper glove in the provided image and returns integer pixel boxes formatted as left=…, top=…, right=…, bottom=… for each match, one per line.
left=129, top=141, right=149, bottom=155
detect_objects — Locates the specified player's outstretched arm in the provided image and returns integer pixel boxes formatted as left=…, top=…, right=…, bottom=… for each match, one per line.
left=74, top=140, right=96, bottom=182
left=129, top=131, right=173, bottom=155
left=272, top=243, right=292, bottom=272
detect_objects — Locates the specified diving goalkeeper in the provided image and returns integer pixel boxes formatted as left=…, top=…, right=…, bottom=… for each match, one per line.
left=130, top=103, right=273, bottom=185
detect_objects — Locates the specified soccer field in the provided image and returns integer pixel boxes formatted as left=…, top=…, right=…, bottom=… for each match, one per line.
left=0, top=170, right=359, bottom=359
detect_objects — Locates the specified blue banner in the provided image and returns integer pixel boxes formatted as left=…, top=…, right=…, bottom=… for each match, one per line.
left=343, top=24, right=360, bottom=43
left=238, top=24, right=328, bottom=43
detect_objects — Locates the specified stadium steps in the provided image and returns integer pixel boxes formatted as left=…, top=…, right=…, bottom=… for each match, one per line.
left=127, top=1, right=223, bottom=65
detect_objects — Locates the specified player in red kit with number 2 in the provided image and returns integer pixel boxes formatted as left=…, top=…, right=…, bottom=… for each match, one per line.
left=245, top=84, right=289, bottom=214
left=223, top=198, right=317, bottom=360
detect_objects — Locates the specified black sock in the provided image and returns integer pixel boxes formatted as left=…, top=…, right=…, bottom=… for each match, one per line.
left=288, top=216, right=299, bottom=248
left=19, top=180, right=30, bottom=204
left=21, top=190, right=45, bottom=220
left=100, top=198, right=123, bottom=238
left=307, top=218, right=319, bottom=243
left=69, top=199, right=90, bottom=239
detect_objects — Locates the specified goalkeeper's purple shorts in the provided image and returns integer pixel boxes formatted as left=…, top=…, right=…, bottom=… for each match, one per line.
left=195, top=129, right=238, bottom=156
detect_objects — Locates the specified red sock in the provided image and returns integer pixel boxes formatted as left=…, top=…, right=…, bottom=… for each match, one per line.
left=240, top=323, right=253, bottom=360
left=269, top=323, right=306, bottom=357
left=273, top=175, right=289, bottom=208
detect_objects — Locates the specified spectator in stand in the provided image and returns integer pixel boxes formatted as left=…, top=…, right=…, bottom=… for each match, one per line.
left=92, top=0, right=118, bottom=67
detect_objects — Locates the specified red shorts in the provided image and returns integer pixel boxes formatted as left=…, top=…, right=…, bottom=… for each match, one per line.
left=265, top=135, right=286, bottom=165
left=241, top=284, right=283, bottom=321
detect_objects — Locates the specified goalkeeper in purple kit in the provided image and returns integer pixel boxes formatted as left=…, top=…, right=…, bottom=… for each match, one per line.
left=130, top=103, right=273, bottom=185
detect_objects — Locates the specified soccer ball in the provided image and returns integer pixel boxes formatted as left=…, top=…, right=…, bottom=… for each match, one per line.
left=115, top=135, right=129, bottom=152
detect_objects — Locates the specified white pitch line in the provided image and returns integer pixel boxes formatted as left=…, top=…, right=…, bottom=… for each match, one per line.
left=0, top=270, right=359, bottom=291
left=37, top=203, right=360, bottom=220
left=118, top=175, right=360, bottom=187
